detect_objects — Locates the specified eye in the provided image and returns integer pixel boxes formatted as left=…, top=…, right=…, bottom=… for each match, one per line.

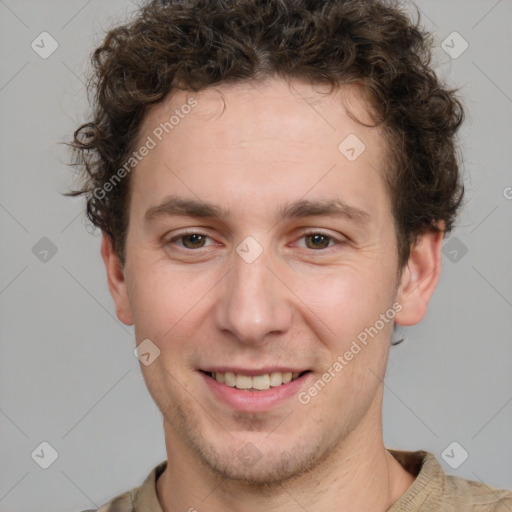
left=298, top=231, right=340, bottom=250
left=165, top=230, right=343, bottom=252
left=167, top=231, right=214, bottom=250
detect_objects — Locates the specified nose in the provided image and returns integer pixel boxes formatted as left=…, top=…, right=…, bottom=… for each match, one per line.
left=214, top=244, right=293, bottom=345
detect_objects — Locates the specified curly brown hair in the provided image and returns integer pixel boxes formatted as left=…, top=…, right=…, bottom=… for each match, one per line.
left=67, top=0, right=465, bottom=269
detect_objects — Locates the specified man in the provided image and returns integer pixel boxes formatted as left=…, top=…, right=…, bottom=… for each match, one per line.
left=69, top=0, right=512, bottom=510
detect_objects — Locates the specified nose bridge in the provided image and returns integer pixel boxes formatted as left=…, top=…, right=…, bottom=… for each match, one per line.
left=214, top=242, right=292, bottom=344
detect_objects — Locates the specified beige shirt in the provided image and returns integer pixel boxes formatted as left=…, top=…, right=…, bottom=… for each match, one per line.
left=92, top=449, right=512, bottom=511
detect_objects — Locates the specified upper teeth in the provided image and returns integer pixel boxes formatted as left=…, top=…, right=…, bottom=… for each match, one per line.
left=213, top=371, right=301, bottom=390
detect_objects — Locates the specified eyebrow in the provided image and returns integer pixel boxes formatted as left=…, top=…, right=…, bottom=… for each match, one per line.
left=144, top=195, right=370, bottom=224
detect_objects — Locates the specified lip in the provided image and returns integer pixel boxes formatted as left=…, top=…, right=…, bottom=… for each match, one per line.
left=201, top=367, right=308, bottom=377
left=200, top=370, right=312, bottom=412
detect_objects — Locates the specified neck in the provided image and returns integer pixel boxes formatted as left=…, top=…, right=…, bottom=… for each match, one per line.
left=156, top=398, right=415, bottom=512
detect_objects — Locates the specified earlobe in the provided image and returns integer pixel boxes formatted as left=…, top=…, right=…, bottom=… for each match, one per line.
left=100, top=234, right=134, bottom=326
left=394, top=228, right=444, bottom=327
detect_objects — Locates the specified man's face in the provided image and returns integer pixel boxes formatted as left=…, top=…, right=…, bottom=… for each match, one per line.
left=113, top=78, right=407, bottom=483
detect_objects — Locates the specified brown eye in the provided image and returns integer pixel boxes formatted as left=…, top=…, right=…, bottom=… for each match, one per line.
left=304, top=233, right=331, bottom=249
left=181, top=234, right=207, bottom=249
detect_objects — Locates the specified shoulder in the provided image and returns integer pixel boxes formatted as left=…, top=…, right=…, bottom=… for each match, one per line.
left=77, top=488, right=136, bottom=512
left=98, top=490, right=136, bottom=512
left=388, top=449, right=512, bottom=512
left=441, top=473, right=512, bottom=511
left=79, top=460, right=167, bottom=512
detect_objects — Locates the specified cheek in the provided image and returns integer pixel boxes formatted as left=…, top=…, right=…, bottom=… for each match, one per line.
left=126, top=261, right=178, bottom=336
left=297, top=265, right=393, bottom=342
left=126, top=258, right=217, bottom=350
left=299, top=269, right=395, bottom=401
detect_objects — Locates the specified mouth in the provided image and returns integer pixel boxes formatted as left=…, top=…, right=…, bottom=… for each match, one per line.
left=200, top=370, right=311, bottom=391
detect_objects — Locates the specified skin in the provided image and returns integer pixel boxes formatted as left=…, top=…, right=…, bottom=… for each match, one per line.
left=102, top=77, right=443, bottom=511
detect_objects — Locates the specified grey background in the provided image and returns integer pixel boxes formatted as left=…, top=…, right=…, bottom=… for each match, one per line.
left=0, top=0, right=511, bottom=510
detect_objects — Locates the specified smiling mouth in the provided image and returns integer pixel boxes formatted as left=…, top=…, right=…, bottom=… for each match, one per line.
left=201, top=370, right=311, bottom=391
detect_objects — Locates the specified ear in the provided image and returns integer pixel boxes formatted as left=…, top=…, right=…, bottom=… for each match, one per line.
left=394, top=226, right=444, bottom=326
left=101, top=233, right=134, bottom=326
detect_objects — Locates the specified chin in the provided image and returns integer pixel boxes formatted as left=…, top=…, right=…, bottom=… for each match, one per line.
left=193, top=433, right=336, bottom=488
left=158, top=382, right=348, bottom=487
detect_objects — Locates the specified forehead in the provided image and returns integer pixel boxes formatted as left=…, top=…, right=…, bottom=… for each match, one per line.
left=141, top=78, right=380, bottom=150
left=131, top=78, right=391, bottom=225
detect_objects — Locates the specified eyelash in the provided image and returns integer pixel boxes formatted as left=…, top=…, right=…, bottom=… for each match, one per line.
left=165, top=229, right=343, bottom=251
